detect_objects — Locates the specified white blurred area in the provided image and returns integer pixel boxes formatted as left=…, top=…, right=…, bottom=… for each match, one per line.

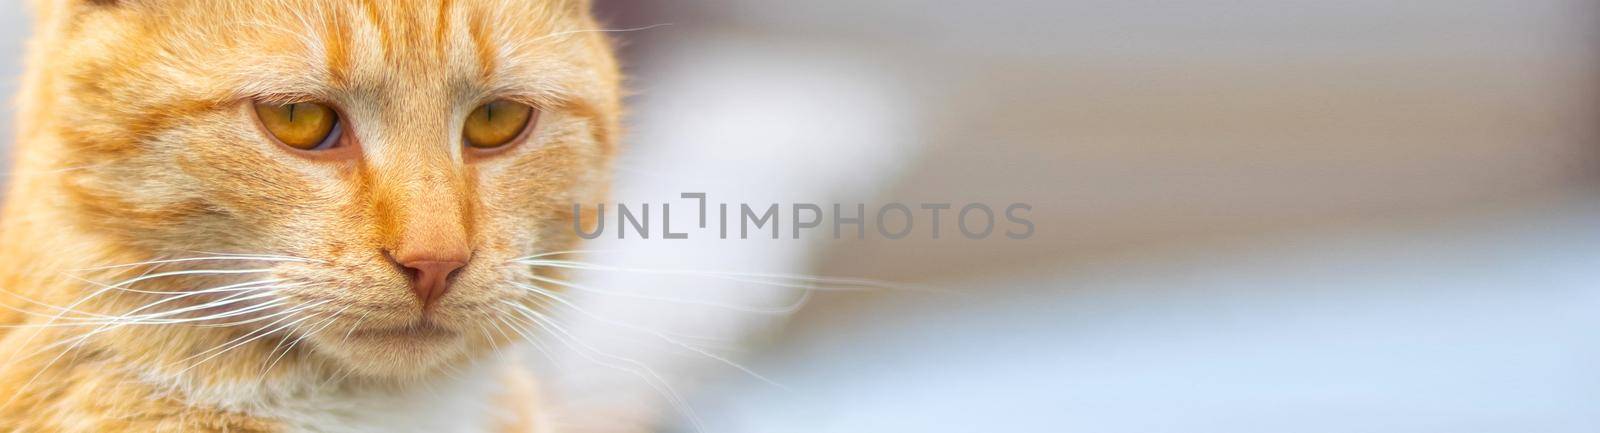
left=1, top=1, right=1598, bottom=432
left=570, top=0, right=1600, bottom=432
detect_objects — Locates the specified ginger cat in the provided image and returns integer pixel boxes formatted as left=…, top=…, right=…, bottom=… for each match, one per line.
left=0, top=0, right=620, bottom=431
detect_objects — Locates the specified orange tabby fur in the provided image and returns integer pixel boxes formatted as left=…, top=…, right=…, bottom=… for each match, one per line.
left=0, top=0, right=620, bottom=431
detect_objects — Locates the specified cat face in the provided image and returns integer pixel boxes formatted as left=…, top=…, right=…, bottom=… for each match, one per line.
left=29, top=0, right=619, bottom=378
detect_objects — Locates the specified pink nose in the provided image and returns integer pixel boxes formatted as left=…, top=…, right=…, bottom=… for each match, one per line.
left=391, top=253, right=468, bottom=308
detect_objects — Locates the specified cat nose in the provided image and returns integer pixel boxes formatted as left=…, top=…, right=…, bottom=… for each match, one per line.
left=390, top=249, right=469, bottom=309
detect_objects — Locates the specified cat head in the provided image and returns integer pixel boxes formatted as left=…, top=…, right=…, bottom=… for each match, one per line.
left=18, top=0, right=619, bottom=379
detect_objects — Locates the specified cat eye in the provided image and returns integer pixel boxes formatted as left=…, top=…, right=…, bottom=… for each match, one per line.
left=463, top=100, right=536, bottom=150
left=254, top=101, right=342, bottom=151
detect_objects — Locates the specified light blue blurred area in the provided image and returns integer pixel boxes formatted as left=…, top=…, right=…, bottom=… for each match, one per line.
left=0, top=8, right=27, bottom=153
left=689, top=193, right=1600, bottom=432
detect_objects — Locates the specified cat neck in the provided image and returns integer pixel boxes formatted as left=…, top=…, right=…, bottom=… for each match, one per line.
left=146, top=343, right=507, bottom=433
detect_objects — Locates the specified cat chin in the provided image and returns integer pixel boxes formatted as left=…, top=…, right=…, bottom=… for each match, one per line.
left=309, top=329, right=476, bottom=379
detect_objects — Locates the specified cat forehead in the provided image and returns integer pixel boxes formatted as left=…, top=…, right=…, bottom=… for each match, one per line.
left=124, top=0, right=589, bottom=100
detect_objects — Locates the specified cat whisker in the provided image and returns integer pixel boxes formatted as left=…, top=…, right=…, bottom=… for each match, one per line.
left=259, top=305, right=349, bottom=385
left=18, top=295, right=298, bottom=363
left=0, top=277, right=292, bottom=395
left=0, top=289, right=127, bottom=322
left=189, top=300, right=314, bottom=328
left=175, top=300, right=332, bottom=375
left=506, top=249, right=615, bottom=262
left=512, top=258, right=927, bottom=293
left=492, top=305, right=560, bottom=368
left=516, top=279, right=739, bottom=345
left=74, top=268, right=278, bottom=295
left=0, top=280, right=293, bottom=327
left=0, top=286, right=301, bottom=415
left=473, top=321, right=509, bottom=363
left=17, top=268, right=284, bottom=339
left=0, top=276, right=278, bottom=396
left=533, top=23, right=673, bottom=44
left=524, top=272, right=811, bottom=316
left=75, top=254, right=319, bottom=272
left=182, top=251, right=326, bottom=264
left=1, top=297, right=287, bottom=329
left=338, top=311, right=368, bottom=347
left=499, top=300, right=706, bottom=433
left=89, top=279, right=292, bottom=323
left=512, top=282, right=782, bottom=390
left=118, top=284, right=297, bottom=324
left=215, top=308, right=325, bottom=380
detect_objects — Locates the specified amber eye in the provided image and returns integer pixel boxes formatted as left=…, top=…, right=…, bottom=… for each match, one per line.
left=463, top=100, right=535, bottom=149
left=255, top=102, right=341, bottom=150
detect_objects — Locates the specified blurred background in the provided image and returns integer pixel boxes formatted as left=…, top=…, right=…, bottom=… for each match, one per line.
left=5, top=1, right=1600, bottom=432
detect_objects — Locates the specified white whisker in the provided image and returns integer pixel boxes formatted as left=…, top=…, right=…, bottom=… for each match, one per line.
left=75, top=255, right=317, bottom=272
left=514, top=281, right=785, bottom=390
left=507, top=249, right=615, bottom=262
left=533, top=23, right=673, bottom=43
left=515, top=259, right=923, bottom=292
left=526, top=273, right=810, bottom=315
left=260, top=305, right=348, bottom=383
left=500, top=300, right=706, bottom=433
left=175, top=300, right=332, bottom=374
